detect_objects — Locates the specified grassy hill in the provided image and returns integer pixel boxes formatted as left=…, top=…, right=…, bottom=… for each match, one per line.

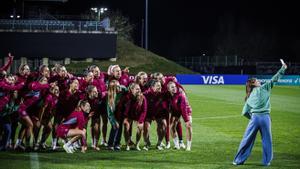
left=66, top=39, right=194, bottom=75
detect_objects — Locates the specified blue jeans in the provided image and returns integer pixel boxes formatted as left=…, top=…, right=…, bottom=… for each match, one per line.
left=233, top=113, right=273, bottom=165
left=108, top=123, right=122, bottom=148
left=0, top=118, right=12, bottom=150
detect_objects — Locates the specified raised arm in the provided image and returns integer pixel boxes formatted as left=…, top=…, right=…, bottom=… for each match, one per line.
left=271, top=65, right=287, bottom=83
left=262, top=61, right=287, bottom=91
left=30, top=82, right=50, bottom=91
left=0, top=81, right=24, bottom=91
left=0, top=53, right=14, bottom=71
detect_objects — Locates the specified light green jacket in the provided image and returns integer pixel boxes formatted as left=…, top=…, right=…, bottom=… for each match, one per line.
left=242, top=66, right=286, bottom=119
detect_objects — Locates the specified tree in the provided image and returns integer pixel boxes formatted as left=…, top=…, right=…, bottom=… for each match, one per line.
left=107, top=10, right=134, bottom=42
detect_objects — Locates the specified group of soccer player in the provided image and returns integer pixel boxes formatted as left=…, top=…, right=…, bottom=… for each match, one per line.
left=0, top=53, right=192, bottom=153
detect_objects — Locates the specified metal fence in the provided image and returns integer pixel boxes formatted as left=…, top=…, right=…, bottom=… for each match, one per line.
left=175, top=55, right=300, bottom=75
left=175, top=55, right=258, bottom=67
left=0, top=18, right=113, bottom=32
left=256, top=62, right=300, bottom=75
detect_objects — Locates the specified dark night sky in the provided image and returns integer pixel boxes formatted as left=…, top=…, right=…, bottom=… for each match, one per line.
left=1, top=0, right=299, bottom=61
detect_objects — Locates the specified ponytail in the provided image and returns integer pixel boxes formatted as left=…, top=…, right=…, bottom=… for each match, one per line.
left=245, top=78, right=256, bottom=101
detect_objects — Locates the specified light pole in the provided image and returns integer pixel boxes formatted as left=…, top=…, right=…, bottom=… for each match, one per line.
left=145, top=0, right=148, bottom=50
left=91, top=7, right=108, bottom=21
left=10, top=8, right=20, bottom=19
left=10, top=9, right=21, bottom=29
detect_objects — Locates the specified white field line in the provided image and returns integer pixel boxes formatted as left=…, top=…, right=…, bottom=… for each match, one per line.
left=30, top=153, right=40, bottom=169
left=189, top=99, right=242, bottom=106
left=193, top=115, right=241, bottom=120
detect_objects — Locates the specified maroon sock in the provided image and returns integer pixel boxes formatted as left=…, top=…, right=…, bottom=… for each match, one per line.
left=177, top=122, right=183, bottom=141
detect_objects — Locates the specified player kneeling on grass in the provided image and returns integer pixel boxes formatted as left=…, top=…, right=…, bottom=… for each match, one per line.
left=167, top=81, right=192, bottom=151
left=233, top=60, right=287, bottom=166
left=56, top=100, right=93, bottom=153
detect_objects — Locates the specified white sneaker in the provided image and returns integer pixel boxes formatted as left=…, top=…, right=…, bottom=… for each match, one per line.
left=186, top=146, right=191, bottom=151
left=166, top=142, right=171, bottom=149
left=126, top=145, right=130, bottom=151
left=143, top=146, right=149, bottom=151
left=136, top=146, right=141, bottom=151
left=74, top=142, right=81, bottom=149
left=101, top=140, right=108, bottom=147
left=14, top=143, right=25, bottom=150
left=40, top=143, right=49, bottom=149
left=179, top=142, right=186, bottom=149
left=92, top=145, right=100, bottom=151
left=156, top=144, right=164, bottom=151
left=174, top=144, right=180, bottom=150
left=69, top=145, right=76, bottom=153
left=63, top=144, right=73, bottom=153
left=33, top=143, right=40, bottom=151
left=232, top=161, right=244, bottom=165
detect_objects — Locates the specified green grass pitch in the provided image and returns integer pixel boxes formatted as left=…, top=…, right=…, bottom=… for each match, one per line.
left=0, top=85, right=299, bottom=169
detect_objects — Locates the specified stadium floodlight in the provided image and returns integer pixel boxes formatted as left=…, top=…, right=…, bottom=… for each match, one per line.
left=10, top=15, right=14, bottom=18
left=17, top=15, right=21, bottom=18
left=91, top=7, right=108, bottom=21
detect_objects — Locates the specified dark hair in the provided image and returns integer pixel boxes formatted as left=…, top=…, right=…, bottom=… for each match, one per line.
left=37, top=76, right=47, bottom=83
left=6, top=73, right=14, bottom=80
left=67, top=78, right=78, bottom=86
left=86, top=85, right=97, bottom=93
left=77, top=99, right=89, bottom=108
left=152, top=72, right=163, bottom=79
left=83, top=70, right=90, bottom=77
left=245, top=78, right=257, bottom=101
left=88, top=65, right=98, bottom=72
left=149, top=79, right=160, bottom=88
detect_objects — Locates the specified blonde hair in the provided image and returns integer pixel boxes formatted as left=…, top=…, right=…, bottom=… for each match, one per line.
left=135, top=71, right=147, bottom=84
left=108, top=80, right=118, bottom=109
left=107, top=65, right=120, bottom=76
left=18, top=64, right=29, bottom=74
left=129, top=82, right=144, bottom=106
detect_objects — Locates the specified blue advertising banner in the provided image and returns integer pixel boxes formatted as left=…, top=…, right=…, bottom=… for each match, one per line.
left=251, top=75, right=300, bottom=86
left=176, top=74, right=249, bottom=85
